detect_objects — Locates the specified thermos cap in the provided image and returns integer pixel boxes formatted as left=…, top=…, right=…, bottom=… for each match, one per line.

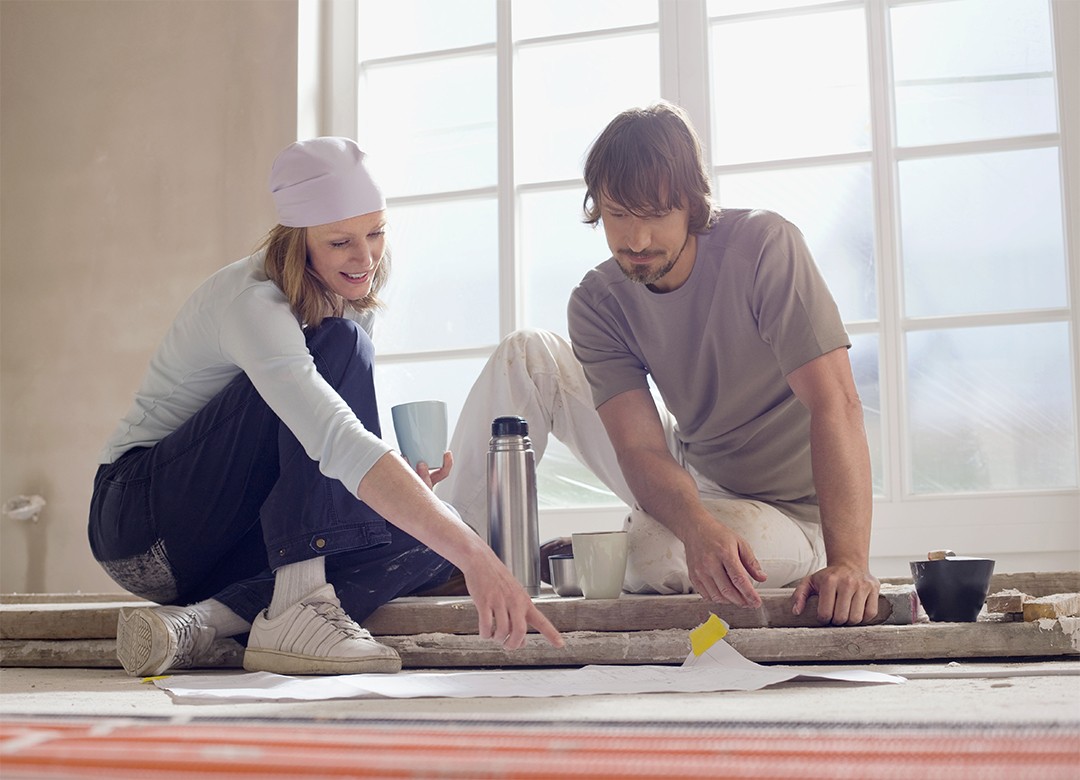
left=491, top=416, right=529, bottom=437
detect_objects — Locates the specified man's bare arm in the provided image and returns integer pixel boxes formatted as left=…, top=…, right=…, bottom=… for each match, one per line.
left=785, top=347, right=879, bottom=624
left=597, top=388, right=766, bottom=607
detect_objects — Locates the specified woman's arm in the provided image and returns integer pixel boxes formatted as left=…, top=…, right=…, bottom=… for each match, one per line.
left=357, top=451, right=564, bottom=650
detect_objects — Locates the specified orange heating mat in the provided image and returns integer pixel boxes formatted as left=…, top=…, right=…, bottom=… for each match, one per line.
left=1, top=717, right=1077, bottom=779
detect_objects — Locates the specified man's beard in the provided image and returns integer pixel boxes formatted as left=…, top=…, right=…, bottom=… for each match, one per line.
left=616, top=233, right=690, bottom=287
left=619, top=252, right=678, bottom=285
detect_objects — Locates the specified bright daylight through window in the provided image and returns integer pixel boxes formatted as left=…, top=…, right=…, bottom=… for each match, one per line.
left=312, top=0, right=1077, bottom=569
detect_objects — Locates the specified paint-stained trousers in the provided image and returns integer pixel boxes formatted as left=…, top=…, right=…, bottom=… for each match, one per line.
left=437, top=329, right=826, bottom=594
left=88, top=318, right=454, bottom=626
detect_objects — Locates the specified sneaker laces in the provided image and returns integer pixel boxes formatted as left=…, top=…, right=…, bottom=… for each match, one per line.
left=306, top=599, right=374, bottom=641
left=169, top=612, right=215, bottom=669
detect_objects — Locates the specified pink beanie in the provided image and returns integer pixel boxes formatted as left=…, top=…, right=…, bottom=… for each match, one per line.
left=269, top=137, right=386, bottom=228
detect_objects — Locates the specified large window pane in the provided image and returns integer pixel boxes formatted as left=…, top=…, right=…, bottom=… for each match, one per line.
left=375, top=357, right=490, bottom=455
left=716, top=163, right=876, bottom=322
left=520, top=187, right=611, bottom=337
left=891, top=0, right=1056, bottom=148
left=515, top=32, right=660, bottom=184
left=360, top=54, right=495, bottom=197
left=899, top=147, right=1067, bottom=318
left=537, top=438, right=620, bottom=509
left=850, top=333, right=884, bottom=496
left=513, top=0, right=656, bottom=39
left=907, top=323, right=1077, bottom=494
left=375, top=198, right=498, bottom=353
left=358, top=0, right=494, bottom=60
left=710, top=8, right=869, bottom=164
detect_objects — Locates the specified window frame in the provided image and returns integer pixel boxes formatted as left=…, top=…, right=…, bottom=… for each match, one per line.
left=302, top=0, right=1079, bottom=575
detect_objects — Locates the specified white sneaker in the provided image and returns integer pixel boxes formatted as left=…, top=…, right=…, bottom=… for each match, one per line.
left=243, top=584, right=401, bottom=675
left=116, top=605, right=217, bottom=677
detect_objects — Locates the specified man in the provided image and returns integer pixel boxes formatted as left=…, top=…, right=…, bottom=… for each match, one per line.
left=440, top=101, right=878, bottom=625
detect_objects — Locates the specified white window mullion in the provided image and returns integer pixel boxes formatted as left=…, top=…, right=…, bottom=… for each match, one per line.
left=328, top=0, right=358, bottom=139
left=866, top=0, right=905, bottom=503
left=1052, top=0, right=1080, bottom=489
left=659, top=0, right=711, bottom=171
left=497, top=0, right=516, bottom=337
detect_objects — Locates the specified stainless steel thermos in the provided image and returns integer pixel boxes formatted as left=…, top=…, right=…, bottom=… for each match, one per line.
left=486, top=416, right=540, bottom=596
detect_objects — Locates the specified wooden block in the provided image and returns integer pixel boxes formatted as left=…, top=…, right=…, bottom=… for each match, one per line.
left=1023, top=593, right=1080, bottom=621
left=985, top=589, right=1027, bottom=615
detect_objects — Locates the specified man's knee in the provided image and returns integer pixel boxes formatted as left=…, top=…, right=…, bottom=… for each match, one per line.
left=495, top=328, right=582, bottom=383
left=622, top=510, right=693, bottom=595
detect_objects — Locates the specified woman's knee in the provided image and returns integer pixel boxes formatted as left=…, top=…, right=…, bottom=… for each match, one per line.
left=306, top=317, right=374, bottom=384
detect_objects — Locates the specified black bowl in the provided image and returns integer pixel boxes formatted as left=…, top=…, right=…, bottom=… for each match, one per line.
left=910, top=557, right=995, bottom=622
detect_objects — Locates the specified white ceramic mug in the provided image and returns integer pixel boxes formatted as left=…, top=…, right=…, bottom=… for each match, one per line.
left=391, top=400, right=448, bottom=468
left=571, top=531, right=628, bottom=600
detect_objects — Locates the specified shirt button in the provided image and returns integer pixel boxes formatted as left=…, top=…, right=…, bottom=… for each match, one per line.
left=315, top=538, right=326, bottom=549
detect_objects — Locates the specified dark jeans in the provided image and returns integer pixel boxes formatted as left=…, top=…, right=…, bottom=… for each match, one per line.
left=88, top=318, right=455, bottom=625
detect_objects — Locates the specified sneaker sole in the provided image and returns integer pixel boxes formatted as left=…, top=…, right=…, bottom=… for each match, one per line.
left=242, top=648, right=402, bottom=675
left=116, top=608, right=172, bottom=677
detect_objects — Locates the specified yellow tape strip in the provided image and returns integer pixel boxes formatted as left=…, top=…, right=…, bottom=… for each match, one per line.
left=689, top=613, right=729, bottom=656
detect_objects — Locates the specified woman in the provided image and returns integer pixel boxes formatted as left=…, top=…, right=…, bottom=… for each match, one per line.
left=89, top=137, right=562, bottom=676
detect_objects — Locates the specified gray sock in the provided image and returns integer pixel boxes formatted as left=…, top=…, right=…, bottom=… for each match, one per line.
left=267, top=556, right=327, bottom=620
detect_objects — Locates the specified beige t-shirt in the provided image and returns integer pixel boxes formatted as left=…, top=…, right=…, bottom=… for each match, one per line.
left=568, top=209, right=850, bottom=525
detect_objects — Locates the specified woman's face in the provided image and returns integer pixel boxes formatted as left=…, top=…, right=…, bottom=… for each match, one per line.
left=305, top=210, right=387, bottom=301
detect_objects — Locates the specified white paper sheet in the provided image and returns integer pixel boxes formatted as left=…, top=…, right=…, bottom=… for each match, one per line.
left=156, top=640, right=904, bottom=703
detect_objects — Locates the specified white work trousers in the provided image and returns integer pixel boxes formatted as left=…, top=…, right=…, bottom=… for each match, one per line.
left=436, top=329, right=825, bottom=594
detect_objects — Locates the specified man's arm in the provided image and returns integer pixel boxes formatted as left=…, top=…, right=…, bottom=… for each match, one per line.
left=596, top=388, right=767, bottom=607
left=785, top=347, right=880, bottom=624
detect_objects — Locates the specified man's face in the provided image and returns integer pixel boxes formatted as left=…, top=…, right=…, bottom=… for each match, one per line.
left=599, top=194, right=694, bottom=293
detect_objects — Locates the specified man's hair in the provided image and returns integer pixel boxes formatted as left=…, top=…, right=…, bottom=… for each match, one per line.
left=261, top=224, right=388, bottom=329
left=582, top=101, right=716, bottom=233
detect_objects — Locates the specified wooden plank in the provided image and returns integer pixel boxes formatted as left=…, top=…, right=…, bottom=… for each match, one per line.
left=0, top=587, right=916, bottom=641
left=2, top=619, right=1076, bottom=669
left=0, top=602, right=146, bottom=640
left=0, top=593, right=146, bottom=605
left=1023, top=593, right=1080, bottom=621
left=725, top=621, right=1080, bottom=664
left=880, top=571, right=1080, bottom=598
left=365, top=587, right=914, bottom=635
left=4, top=571, right=1073, bottom=605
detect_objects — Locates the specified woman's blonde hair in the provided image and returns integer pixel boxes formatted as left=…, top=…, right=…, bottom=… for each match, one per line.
left=260, top=224, right=389, bottom=328
left=583, top=101, right=716, bottom=233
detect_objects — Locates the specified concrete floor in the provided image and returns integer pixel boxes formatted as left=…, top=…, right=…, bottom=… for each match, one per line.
left=3, top=661, right=1079, bottom=726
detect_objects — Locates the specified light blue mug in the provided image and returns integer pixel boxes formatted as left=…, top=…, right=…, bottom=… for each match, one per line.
left=391, top=400, right=448, bottom=468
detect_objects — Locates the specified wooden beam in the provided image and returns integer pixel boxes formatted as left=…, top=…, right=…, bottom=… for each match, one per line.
left=0, top=601, right=146, bottom=640
left=0, top=587, right=917, bottom=641
left=2, top=619, right=1076, bottom=669
left=365, top=587, right=914, bottom=635
left=880, top=571, right=1080, bottom=598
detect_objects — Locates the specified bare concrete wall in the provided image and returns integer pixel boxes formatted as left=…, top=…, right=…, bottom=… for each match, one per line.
left=1, top=0, right=298, bottom=593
